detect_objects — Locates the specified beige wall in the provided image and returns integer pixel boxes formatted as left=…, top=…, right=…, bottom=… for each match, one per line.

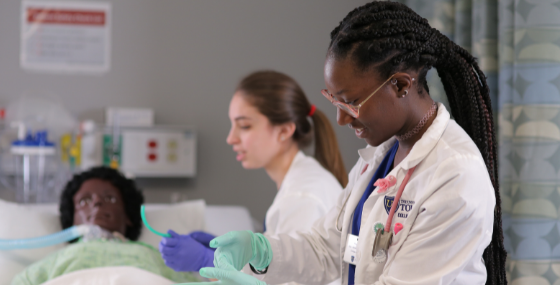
left=0, top=0, right=370, bottom=222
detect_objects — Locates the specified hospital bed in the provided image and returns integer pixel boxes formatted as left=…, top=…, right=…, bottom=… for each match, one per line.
left=0, top=199, right=254, bottom=284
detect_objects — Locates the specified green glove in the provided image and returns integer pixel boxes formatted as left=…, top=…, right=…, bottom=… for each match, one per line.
left=173, top=265, right=268, bottom=285
left=210, top=230, right=272, bottom=271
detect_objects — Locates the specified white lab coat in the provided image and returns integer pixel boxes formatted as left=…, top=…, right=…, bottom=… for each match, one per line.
left=258, top=151, right=343, bottom=285
left=265, top=151, right=342, bottom=237
left=256, top=103, right=495, bottom=285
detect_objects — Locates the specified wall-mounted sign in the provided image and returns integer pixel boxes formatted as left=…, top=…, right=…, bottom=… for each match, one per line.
left=21, top=1, right=111, bottom=74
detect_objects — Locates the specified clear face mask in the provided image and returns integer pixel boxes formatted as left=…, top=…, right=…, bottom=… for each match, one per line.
left=80, top=224, right=125, bottom=242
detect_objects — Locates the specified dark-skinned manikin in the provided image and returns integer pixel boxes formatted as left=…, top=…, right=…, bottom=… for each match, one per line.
left=72, top=178, right=131, bottom=236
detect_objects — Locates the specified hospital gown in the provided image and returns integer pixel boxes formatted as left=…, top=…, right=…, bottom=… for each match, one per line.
left=11, top=239, right=200, bottom=285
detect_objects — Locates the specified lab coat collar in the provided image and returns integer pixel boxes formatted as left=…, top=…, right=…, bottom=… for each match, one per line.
left=400, top=102, right=449, bottom=170
left=357, top=102, right=450, bottom=171
left=278, top=151, right=306, bottom=191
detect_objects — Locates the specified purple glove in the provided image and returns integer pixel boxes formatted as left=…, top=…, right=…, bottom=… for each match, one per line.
left=159, top=230, right=215, bottom=272
left=190, top=231, right=217, bottom=249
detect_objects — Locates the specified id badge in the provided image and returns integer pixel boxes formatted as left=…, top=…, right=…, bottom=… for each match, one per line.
left=343, top=234, right=359, bottom=265
left=372, top=228, right=392, bottom=263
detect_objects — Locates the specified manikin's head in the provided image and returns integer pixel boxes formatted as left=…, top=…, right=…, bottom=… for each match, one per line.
left=59, top=166, right=144, bottom=240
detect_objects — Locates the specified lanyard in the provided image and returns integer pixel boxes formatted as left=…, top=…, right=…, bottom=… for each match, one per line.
left=384, top=165, right=417, bottom=233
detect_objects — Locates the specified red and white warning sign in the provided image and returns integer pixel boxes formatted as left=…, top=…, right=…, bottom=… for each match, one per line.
left=21, top=1, right=111, bottom=74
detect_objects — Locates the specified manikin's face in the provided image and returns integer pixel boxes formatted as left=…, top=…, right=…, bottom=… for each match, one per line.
left=73, top=179, right=130, bottom=235
left=226, top=92, right=286, bottom=169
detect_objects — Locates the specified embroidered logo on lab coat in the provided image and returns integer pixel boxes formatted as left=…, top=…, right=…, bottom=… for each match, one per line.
left=384, top=196, right=396, bottom=215
left=384, top=196, right=415, bottom=218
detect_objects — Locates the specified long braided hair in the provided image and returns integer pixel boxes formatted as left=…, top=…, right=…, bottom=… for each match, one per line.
left=328, top=1, right=506, bottom=284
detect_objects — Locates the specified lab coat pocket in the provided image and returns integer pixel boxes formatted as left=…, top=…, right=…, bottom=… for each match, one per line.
left=390, top=229, right=403, bottom=247
left=361, top=255, right=385, bottom=284
left=355, top=230, right=385, bottom=284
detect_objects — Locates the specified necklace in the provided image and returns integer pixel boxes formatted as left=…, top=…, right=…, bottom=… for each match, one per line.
left=396, top=102, right=438, bottom=141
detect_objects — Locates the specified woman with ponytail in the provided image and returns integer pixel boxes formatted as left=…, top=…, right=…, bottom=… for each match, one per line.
left=159, top=70, right=346, bottom=285
left=185, top=1, right=507, bottom=285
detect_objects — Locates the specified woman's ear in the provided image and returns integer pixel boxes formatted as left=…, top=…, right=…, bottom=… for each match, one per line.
left=277, top=122, right=296, bottom=142
left=391, top=73, right=415, bottom=97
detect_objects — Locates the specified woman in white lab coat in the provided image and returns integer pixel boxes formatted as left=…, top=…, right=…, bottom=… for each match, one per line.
left=226, top=71, right=346, bottom=239
left=160, top=70, right=345, bottom=285
left=193, top=2, right=507, bottom=285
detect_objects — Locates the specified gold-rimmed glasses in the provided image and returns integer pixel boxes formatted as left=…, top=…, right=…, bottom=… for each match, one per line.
left=321, top=74, right=395, bottom=118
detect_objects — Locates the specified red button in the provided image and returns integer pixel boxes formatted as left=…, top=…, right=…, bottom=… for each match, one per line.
left=148, top=140, right=157, bottom=148
left=148, top=153, right=157, bottom=161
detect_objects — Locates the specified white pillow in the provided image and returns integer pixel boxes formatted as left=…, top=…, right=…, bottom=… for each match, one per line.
left=0, top=199, right=206, bottom=285
left=138, top=200, right=206, bottom=249
left=0, top=199, right=64, bottom=285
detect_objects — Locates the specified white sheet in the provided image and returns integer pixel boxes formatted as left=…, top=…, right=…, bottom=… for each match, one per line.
left=41, top=266, right=176, bottom=285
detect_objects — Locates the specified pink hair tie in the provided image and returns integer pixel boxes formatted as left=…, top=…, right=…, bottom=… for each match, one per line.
left=374, top=175, right=396, bottom=193
left=308, top=105, right=316, bottom=117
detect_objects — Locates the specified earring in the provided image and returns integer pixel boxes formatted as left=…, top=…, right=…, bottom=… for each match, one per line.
left=401, top=90, right=408, bottom=98
left=391, top=78, right=397, bottom=85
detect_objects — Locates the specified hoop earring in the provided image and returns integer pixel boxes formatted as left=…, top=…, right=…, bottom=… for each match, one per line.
left=391, top=78, right=398, bottom=85
left=401, top=90, right=408, bottom=98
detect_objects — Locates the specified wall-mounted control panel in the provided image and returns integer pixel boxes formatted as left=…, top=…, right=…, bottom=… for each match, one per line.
left=119, top=126, right=196, bottom=177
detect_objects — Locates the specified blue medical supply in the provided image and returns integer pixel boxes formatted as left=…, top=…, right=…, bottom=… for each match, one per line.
left=12, top=130, right=55, bottom=148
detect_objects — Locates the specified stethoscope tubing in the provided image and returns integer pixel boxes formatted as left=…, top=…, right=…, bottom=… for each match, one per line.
left=336, top=192, right=352, bottom=232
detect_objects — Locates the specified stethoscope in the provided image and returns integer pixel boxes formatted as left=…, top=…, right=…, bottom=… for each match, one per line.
left=336, top=192, right=352, bottom=232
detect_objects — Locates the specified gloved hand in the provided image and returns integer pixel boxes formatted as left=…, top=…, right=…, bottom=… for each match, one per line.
left=190, top=231, right=216, bottom=249
left=210, top=230, right=272, bottom=271
left=159, top=230, right=214, bottom=272
left=174, top=263, right=268, bottom=285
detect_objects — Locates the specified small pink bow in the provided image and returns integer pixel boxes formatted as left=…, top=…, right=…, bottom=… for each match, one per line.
left=374, top=175, right=396, bottom=193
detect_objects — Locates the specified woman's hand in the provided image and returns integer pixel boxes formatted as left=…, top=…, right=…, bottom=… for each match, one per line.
left=210, top=230, right=272, bottom=271
left=191, top=231, right=217, bottom=248
left=159, top=230, right=215, bottom=272
left=175, top=264, right=268, bottom=285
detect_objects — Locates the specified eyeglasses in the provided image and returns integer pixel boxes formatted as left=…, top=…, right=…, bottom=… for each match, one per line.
left=321, top=74, right=395, bottom=118
left=77, top=193, right=118, bottom=208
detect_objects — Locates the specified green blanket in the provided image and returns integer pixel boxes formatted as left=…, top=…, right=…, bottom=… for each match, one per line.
left=11, top=240, right=200, bottom=285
